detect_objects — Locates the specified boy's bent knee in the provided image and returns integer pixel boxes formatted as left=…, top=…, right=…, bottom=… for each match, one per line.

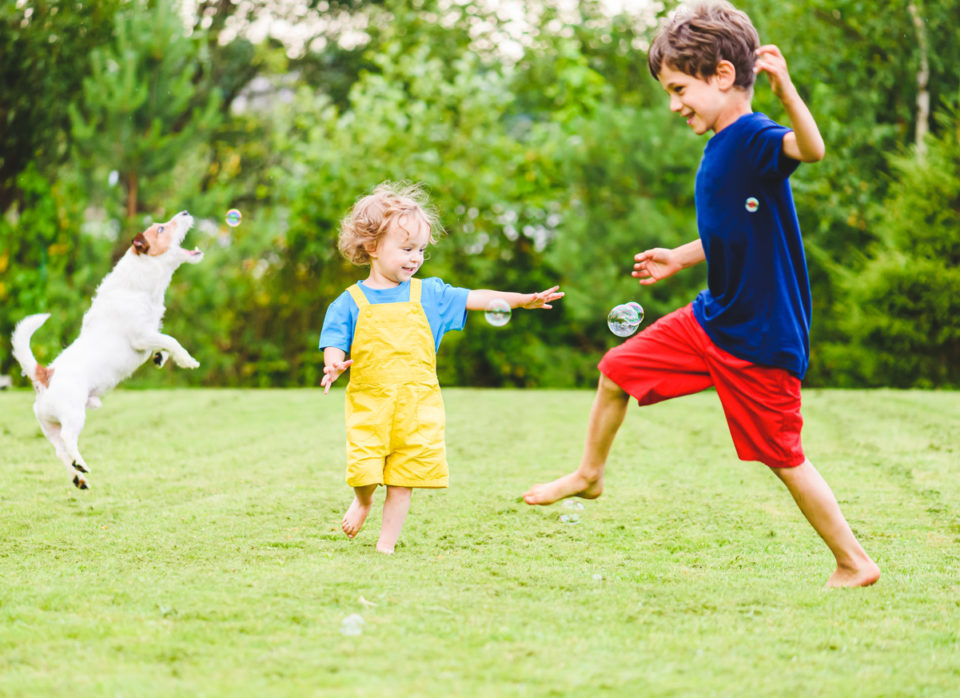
left=598, top=373, right=629, bottom=401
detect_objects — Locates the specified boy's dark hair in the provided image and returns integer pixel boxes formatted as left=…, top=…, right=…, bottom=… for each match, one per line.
left=647, top=1, right=759, bottom=90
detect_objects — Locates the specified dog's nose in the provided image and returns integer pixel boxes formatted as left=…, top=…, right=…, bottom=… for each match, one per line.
left=179, top=210, right=189, bottom=216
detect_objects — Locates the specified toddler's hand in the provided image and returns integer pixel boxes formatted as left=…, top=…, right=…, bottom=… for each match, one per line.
left=321, top=359, right=354, bottom=394
left=522, top=286, right=564, bottom=309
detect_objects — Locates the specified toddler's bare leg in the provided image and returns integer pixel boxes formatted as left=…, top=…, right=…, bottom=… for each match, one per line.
left=342, top=484, right=377, bottom=539
left=524, top=373, right=629, bottom=505
left=773, top=460, right=880, bottom=588
left=376, top=486, right=412, bottom=554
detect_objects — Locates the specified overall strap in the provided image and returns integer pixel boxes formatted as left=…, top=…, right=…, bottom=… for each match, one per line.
left=347, top=284, right=368, bottom=307
left=409, top=277, right=422, bottom=304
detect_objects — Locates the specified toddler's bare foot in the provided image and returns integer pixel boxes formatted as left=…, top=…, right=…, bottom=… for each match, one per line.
left=341, top=497, right=371, bottom=539
left=375, top=544, right=395, bottom=554
left=523, top=471, right=603, bottom=505
left=826, top=559, right=880, bottom=588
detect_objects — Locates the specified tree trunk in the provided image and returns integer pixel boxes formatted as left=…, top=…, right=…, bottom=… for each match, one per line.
left=909, top=2, right=930, bottom=160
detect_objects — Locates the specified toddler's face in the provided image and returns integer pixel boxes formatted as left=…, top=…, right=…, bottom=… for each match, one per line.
left=370, top=214, right=431, bottom=286
left=658, top=63, right=727, bottom=135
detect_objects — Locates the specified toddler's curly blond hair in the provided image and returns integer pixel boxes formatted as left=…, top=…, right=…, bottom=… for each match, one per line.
left=338, top=182, right=442, bottom=265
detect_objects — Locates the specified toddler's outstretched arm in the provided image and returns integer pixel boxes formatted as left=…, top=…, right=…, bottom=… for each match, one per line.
left=466, top=285, right=564, bottom=311
left=321, top=347, right=353, bottom=394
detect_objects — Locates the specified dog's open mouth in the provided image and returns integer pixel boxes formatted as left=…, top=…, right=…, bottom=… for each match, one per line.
left=186, top=246, right=202, bottom=256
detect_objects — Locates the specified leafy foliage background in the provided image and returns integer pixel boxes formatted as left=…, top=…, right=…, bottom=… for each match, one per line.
left=1, top=0, right=958, bottom=388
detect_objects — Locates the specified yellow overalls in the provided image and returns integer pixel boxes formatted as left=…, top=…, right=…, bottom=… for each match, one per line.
left=344, top=278, right=448, bottom=488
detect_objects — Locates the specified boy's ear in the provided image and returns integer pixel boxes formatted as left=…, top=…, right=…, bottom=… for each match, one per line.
left=364, top=241, right=378, bottom=258
left=714, top=59, right=737, bottom=90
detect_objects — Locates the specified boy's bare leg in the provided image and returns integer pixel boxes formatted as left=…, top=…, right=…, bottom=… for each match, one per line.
left=342, top=484, right=377, bottom=539
left=376, top=486, right=412, bottom=554
left=524, top=374, right=630, bottom=505
left=773, top=460, right=880, bottom=588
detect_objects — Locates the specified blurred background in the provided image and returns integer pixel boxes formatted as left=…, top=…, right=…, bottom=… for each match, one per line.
left=1, top=0, right=958, bottom=390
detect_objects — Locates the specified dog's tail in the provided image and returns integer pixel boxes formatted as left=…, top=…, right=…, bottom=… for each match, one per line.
left=12, top=313, right=53, bottom=391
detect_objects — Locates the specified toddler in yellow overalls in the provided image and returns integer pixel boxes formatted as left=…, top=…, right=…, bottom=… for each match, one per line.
left=319, top=182, right=564, bottom=553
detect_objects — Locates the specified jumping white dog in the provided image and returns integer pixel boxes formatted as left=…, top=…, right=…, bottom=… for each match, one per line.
left=12, top=210, right=203, bottom=489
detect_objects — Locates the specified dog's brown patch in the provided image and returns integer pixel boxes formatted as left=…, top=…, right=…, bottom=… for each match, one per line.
left=132, top=232, right=150, bottom=255
left=35, top=364, right=54, bottom=387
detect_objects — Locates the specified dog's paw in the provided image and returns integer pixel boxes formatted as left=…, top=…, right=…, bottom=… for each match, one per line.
left=72, top=460, right=89, bottom=474
left=72, top=473, right=89, bottom=489
left=86, top=396, right=102, bottom=410
left=176, top=355, right=200, bottom=369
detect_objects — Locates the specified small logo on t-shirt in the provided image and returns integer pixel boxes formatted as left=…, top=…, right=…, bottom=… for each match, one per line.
left=745, top=197, right=759, bottom=213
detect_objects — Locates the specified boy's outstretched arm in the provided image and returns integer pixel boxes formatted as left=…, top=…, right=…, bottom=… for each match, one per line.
left=321, top=346, right=353, bottom=394
left=755, top=44, right=825, bottom=163
left=466, top=286, right=564, bottom=311
left=633, top=239, right=704, bottom=285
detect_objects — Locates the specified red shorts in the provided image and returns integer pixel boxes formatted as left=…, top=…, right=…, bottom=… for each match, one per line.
left=598, top=304, right=805, bottom=468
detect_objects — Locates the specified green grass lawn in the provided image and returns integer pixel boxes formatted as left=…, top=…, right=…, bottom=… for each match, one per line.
left=1, top=387, right=958, bottom=697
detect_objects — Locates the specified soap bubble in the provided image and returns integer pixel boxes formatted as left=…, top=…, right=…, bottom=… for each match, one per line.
left=562, top=500, right=584, bottom=511
left=607, top=303, right=642, bottom=337
left=340, top=613, right=365, bottom=636
left=485, top=298, right=511, bottom=327
left=626, top=302, right=644, bottom=324
left=560, top=513, right=581, bottom=525
left=225, top=209, right=242, bottom=227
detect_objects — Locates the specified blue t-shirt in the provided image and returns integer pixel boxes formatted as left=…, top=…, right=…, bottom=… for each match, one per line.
left=692, top=111, right=812, bottom=379
left=319, top=277, right=470, bottom=354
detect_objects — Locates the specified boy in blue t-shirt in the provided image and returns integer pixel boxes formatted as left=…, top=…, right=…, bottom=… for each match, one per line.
left=320, top=182, right=563, bottom=554
left=524, top=1, right=879, bottom=588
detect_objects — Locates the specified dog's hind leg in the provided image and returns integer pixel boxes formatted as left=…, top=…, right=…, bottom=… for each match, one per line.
left=55, top=408, right=91, bottom=489
left=39, top=419, right=89, bottom=489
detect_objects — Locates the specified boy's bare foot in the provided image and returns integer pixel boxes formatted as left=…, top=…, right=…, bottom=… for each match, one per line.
left=523, top=471, right=603, bottom=505
left=826, top=560, right=880, bottom=588
left=341, top=497, right=371, bottom=538
left=375, top=544, right=395, bottom=554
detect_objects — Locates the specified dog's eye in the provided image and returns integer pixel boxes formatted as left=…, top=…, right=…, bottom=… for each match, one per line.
left=157, top=226, right=165, bottom=234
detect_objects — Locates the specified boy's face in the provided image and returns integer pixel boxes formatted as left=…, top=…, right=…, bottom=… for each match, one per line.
left=369, top=213, right=430, bottom=286
left=658, top=62, right=736, bottom=135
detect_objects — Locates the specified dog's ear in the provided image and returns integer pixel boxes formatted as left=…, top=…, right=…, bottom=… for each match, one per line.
left=132, top=233, right=150, bottom=255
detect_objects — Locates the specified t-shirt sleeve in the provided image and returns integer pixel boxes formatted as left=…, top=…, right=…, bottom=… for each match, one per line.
left=744, top=117, right=801, bottom=180
left=423, top=277, right=470, bottom=335
left=318, top=292, right=356, bottom=353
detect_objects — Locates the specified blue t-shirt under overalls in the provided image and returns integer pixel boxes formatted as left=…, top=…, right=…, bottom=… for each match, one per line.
left=319, top=277, right=470, bottom=354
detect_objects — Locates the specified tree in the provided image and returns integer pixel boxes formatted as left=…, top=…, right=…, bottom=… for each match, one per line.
left=823, top=105, right=960, bottom=387
left=0, top=0, right=120, bottom=213
left=67, top=0, right=222, bottom=231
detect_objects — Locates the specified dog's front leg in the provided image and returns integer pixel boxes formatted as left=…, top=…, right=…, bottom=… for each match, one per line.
left=134, top=333, right=200, bottom=369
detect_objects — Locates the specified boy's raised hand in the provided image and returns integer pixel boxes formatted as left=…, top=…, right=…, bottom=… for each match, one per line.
left=520, top=286, right=564, bottom=309
left=754, top=44, right=796, bottom=102
left=321, top=359, right=353, bottom=394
